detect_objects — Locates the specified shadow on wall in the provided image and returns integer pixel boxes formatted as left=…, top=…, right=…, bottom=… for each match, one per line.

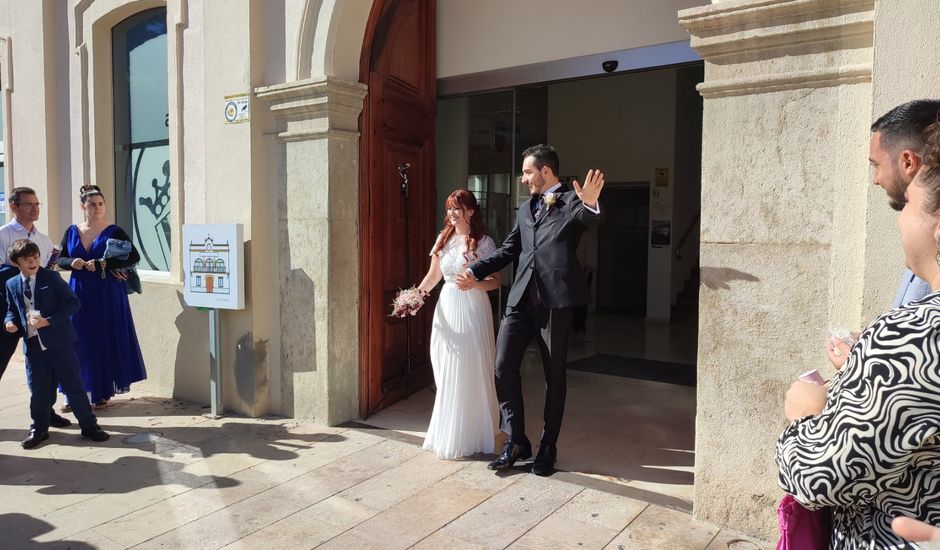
left=172, top=290, right=210, bottom=404
left=231, top=238, right=270, bottom=412
left=700, top=266, right=760, bottom=290
left=234, top=331, right=268, bottom=408
left=278, top=267, right=318, bottom=418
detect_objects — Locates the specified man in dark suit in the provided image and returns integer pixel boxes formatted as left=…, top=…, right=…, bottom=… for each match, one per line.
left=4, top=239, right=109, bottom=449
left=459, top=144, right=604, bottom=476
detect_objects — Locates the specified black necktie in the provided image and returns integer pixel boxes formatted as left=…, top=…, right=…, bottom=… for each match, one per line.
left=24, top=277, right=32, bottom=301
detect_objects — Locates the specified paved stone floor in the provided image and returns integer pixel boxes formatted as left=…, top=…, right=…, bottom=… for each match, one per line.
left=0, top=356, right=771, bottom=549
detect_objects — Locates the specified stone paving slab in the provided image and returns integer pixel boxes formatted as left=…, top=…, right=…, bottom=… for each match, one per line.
left=604, top=504, right=721, bottom=549
left=507, top=488, right=649, bottom=549
left=318, top=460, right=517, bottom=549
left=438, top=472, right=585, bottom=549
left=0, top=358, right=772, bottom=550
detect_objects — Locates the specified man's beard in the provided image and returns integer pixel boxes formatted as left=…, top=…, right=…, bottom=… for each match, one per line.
left=887, top=177, right=909, bottom=212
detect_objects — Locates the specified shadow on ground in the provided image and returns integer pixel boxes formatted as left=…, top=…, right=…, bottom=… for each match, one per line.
left=0, top=513, right=96, bottom=548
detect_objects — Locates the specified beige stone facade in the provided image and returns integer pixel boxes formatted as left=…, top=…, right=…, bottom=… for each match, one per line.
left=1, top=0, right=937, bottom=540
left=681, top=0, right=940, bottom=538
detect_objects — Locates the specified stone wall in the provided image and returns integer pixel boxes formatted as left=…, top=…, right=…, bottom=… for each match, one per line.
left=680, top=0, right=875, bottom=538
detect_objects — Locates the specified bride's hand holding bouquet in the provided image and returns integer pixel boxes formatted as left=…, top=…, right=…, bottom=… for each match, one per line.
left=390, top=286, right=429, bottom=318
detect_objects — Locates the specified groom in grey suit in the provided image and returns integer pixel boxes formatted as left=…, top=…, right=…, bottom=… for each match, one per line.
left=459, top=144, right=604, bottom=476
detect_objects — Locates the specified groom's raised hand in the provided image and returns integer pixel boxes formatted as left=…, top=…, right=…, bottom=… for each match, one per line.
left=572, top=169, right=605, bottom=209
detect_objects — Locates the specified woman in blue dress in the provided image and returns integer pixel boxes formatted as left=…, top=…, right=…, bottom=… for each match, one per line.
left=57, top=184, right=146, bottom=409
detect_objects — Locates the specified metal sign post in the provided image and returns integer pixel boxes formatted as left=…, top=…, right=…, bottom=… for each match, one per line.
left=208, top=308, right=223, bottom=417
left=183, top=224, right=244, bottom=419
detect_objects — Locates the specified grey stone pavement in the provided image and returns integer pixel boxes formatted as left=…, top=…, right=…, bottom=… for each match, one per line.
left=0, top=356, right=771, bottom=549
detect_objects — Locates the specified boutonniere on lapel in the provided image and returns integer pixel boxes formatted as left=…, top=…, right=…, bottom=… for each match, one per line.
left=542, top=192, right=558, bottom=213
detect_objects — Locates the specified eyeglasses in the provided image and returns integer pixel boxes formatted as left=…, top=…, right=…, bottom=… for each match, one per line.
left=14, top=202, right=41, bottom=209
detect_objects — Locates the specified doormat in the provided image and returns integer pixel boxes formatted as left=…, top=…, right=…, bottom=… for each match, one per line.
left=567, top=354, right=696, bottom=387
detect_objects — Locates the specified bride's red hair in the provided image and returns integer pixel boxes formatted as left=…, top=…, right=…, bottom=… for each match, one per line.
left=433, top=189, right=487, bottom=260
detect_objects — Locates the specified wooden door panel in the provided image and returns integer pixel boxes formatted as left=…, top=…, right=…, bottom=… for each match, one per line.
left=387, top=13, right=420, bottom=90
left=373, top=142, right=431, bottom=399
left=361, top=0, right=436, bottom=417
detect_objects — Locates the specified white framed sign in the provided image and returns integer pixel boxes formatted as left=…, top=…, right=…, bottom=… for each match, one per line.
left=183, top=224, right=245, bottom=309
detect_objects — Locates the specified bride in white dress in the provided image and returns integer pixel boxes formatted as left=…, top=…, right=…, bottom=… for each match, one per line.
left=416, top=189, right=500, bottom=459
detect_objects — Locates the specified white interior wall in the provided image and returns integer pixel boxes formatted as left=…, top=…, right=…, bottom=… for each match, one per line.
left=547, top=69, right=679, bottom=319
left=437, top=0, right=708, bottom=78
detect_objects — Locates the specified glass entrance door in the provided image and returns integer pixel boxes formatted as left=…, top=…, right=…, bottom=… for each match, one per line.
left=442, top=87, right=548, bottom=316
left=112, top=8, right=170, bottom=271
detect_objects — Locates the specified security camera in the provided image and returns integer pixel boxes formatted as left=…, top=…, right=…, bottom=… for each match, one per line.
left=601, top=60, right=618, bottom=73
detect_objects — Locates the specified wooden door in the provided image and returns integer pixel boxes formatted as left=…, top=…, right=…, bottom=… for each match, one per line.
left=359, top=0, right=436, bottom=417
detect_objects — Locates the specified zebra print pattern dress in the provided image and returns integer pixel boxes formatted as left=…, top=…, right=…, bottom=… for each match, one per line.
left=776, top=290, right=940, bottom=549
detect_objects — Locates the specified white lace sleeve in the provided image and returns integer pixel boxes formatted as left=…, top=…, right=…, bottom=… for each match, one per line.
left=429, top=234, right=445, bottom=257
left=476, top=235, right=496, bottom=260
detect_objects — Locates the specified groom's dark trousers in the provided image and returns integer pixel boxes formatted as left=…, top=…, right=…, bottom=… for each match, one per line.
left=495, top=286, right=572, bottom=447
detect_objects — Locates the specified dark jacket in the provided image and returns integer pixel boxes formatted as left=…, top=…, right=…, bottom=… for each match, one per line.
left=470, top=186, right=602, bottom=309
left=5, top=268, right=81, bottom=352
left=0, top=265, right=20, bottom=332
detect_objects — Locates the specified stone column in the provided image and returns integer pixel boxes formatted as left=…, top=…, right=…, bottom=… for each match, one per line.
left=0, top=0, right=71, bottom=233
left=256, top=77, right=367, bottom=425
left=679, top=0, right=874, bottom=538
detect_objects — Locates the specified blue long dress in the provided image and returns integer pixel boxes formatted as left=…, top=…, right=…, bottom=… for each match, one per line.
left=60, top=224, right=146, bottom=402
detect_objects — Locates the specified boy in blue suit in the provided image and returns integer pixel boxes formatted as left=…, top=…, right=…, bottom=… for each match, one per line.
left=4, top=239, right=109, bottom=449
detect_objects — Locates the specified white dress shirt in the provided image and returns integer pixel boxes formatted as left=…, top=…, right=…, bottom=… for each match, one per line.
left=22, top=273, right=46, bottom=350
left=0, top=220, right=55, bottom=267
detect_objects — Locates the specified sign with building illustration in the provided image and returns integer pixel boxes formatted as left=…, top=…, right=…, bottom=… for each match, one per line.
left=182, top=224, right=245, bottom=309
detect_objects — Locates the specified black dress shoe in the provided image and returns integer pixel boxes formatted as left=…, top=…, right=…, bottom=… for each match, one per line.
left=22, top=430, right=50, bottom=450
left=487, top=440, right=532, bottom=471
left=531, top=444, right=557, bottom=477
left=80, top=425, right=110, bottom=442
left=49, top=413, right=72, bottom=428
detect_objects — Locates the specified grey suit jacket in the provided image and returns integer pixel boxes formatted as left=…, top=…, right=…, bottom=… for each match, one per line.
left=469, top=187, right=602, bottom=309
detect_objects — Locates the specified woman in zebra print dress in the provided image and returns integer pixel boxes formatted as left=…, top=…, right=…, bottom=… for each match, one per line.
left=776, top=121, right=940, bottom=549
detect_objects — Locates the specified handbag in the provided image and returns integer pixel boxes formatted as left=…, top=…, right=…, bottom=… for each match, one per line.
left=103, top=238, right=131, bottom=260
left=776, top=494, right=831, bottom=550
left=102, top=238, right=141, bottom=294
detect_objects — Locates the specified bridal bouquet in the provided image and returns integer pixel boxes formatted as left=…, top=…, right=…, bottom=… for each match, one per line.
left=391, top=286, right=426, bottom=318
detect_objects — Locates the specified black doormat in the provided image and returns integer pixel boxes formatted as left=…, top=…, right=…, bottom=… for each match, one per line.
left=567, top=354, right=696, bottom=386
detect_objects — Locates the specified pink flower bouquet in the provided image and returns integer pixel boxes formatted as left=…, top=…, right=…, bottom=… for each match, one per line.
left=391, top=287, right=427, bottom=318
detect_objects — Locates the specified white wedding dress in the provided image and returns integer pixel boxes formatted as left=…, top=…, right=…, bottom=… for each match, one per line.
left=423, top=234, right=499, bottom=459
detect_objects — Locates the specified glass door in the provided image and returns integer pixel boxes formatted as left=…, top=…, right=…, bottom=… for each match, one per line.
left=112, top=8, right=170, bottom=271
